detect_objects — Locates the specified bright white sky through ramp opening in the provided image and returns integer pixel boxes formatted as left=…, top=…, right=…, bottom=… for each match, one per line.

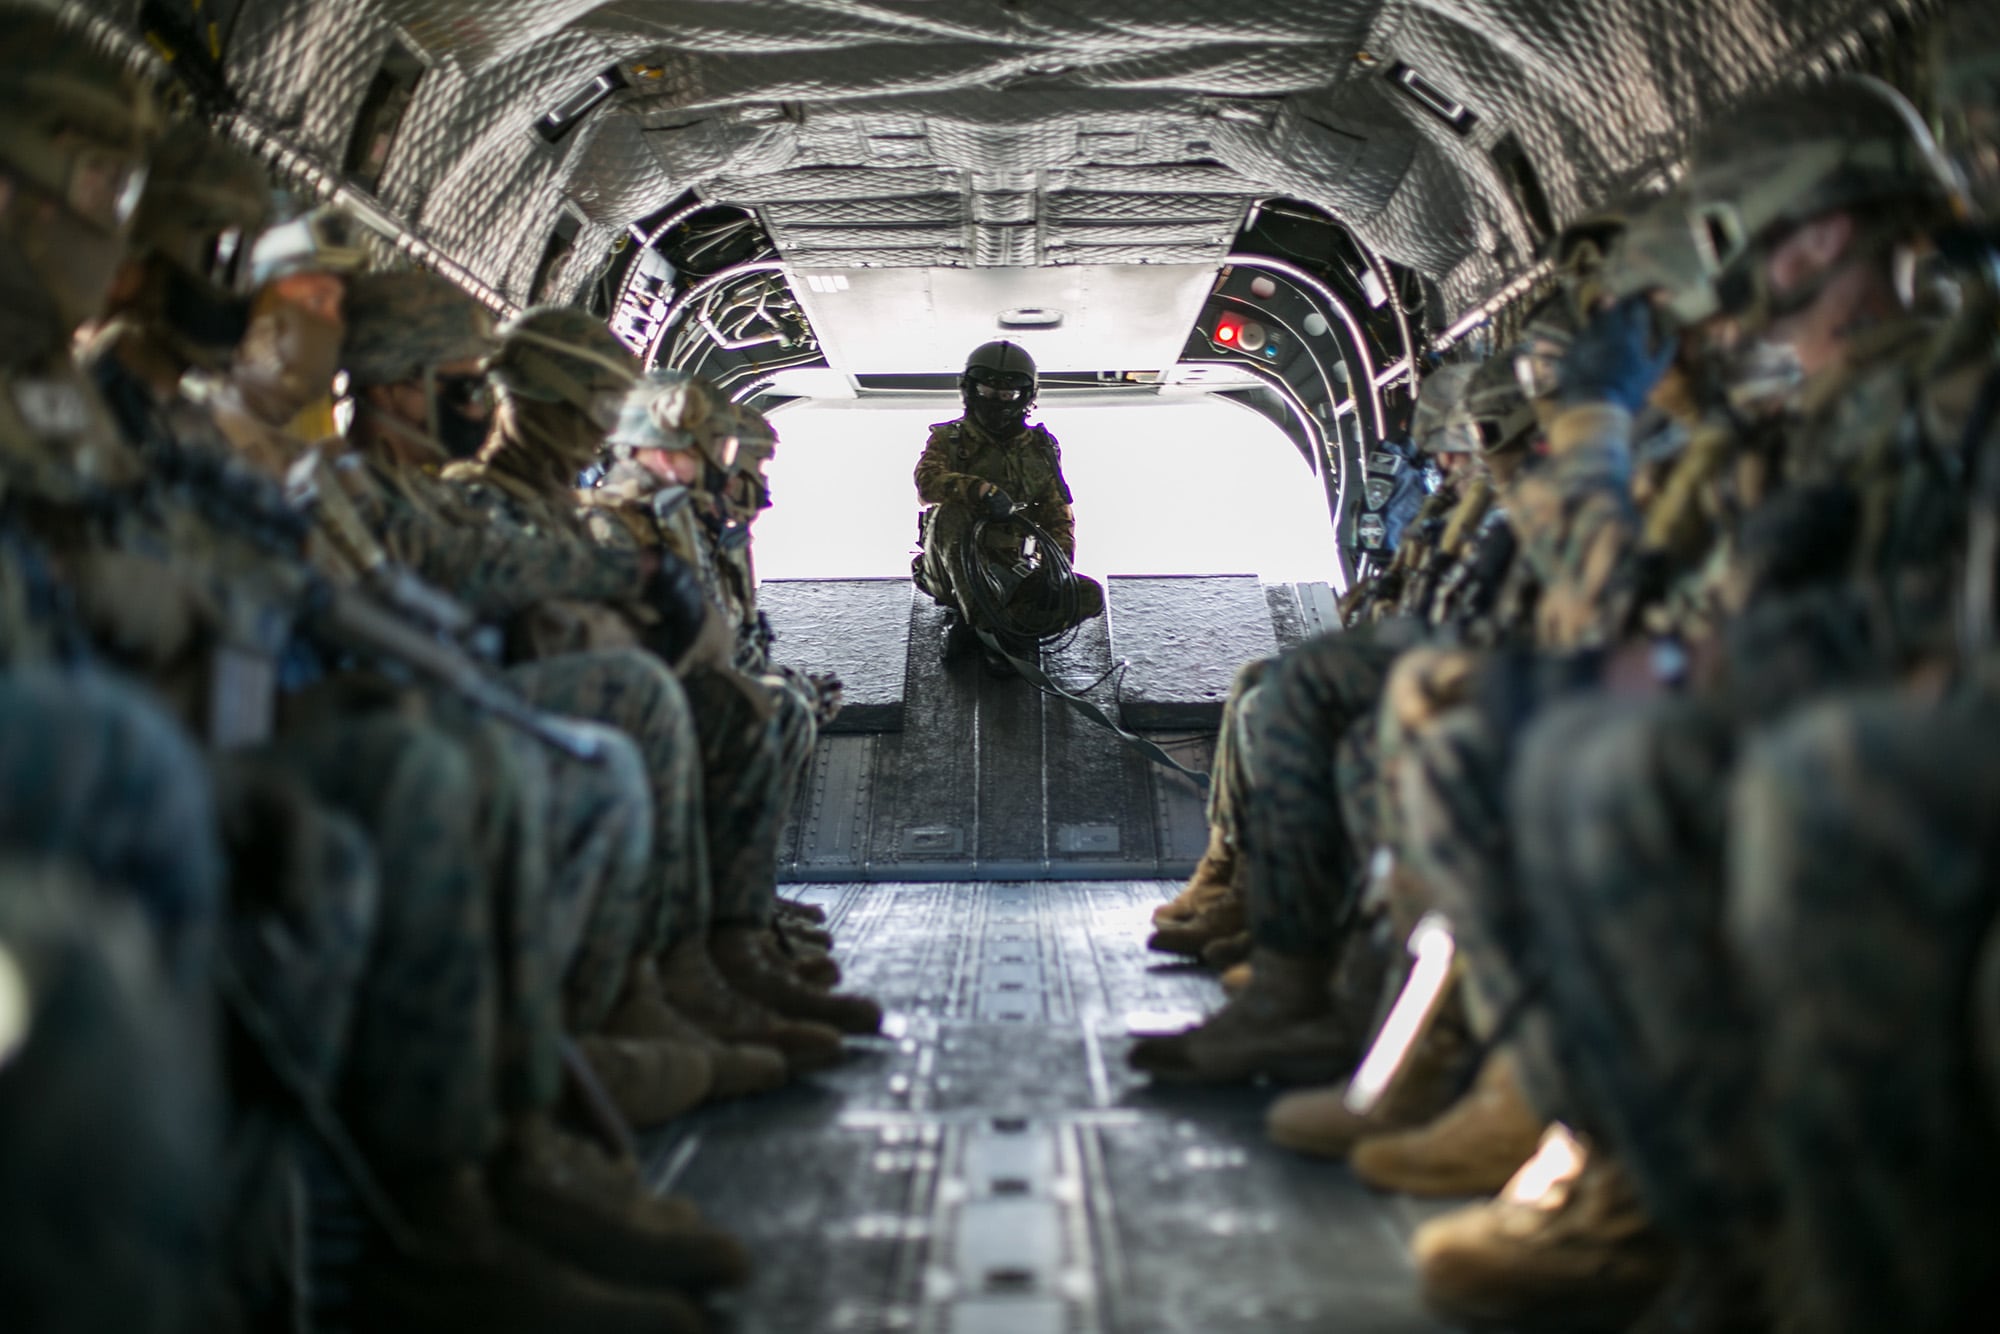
left=751, top=398, right=1341, bottom=584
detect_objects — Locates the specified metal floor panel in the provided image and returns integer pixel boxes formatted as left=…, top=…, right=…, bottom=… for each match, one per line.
left=779, top=599, right=1211, bottom=883
left=647, top=882, right=1454, bottom=1334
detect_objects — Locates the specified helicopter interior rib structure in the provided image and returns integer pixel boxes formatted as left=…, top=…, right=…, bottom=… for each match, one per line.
left=116, top=0, right=1922, bottom=581
left=63, top=3, right=1950, bottom=1331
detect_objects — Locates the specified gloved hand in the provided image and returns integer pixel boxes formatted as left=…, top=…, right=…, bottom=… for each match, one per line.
left=1559, top=297, right=1675, bottom=413
left=640, top=554, right=711, bottom=663
left=979, top=485, right=1016, bottom=520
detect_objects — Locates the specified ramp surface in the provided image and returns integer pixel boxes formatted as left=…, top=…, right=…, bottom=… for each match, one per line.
left=646, top=881, right=1457, bottom=1334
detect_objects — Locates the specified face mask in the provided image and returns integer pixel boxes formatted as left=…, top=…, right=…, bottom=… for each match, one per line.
left=434, top=390, right=492, bottom=460
left=160, top=262, right=252, bottom=354
left=503, top=395, right=601, bottom=475
left=233, top=298, right=343, bottom=426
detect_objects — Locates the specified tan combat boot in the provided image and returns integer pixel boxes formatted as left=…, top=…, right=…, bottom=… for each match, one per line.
left=604, top=958, right=788, bottom=1099
left=1266, top=993, right=1469, bottom=1160
left=490, top=1115, right=749, bottom=1297
left=1152, top=823, right=1235, bottom=927
left=575, top=1033, right=713, bottom=1129
left=1350, top=1048, right=1544, bottom=1196
left=352, top=1165, right=710, bottom=1334
left=1219, top=959, right=1253, bottom=995
left=770, top=920, right=841, bottom=986
left=1202, top=930, right=1252, bottom=970
left=658, top=937, right=845, bottom=1074
left=1127, top=947, right=1366, bottom=1084
left=1412, top=1128, right=1673, bottom=1330
left=776, top=896, right=828, bottom=927
left=710, top=923, right=883, bottom=1035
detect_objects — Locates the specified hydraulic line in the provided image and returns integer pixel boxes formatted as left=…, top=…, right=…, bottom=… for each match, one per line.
left=952, top=510, right=1211, bottom=792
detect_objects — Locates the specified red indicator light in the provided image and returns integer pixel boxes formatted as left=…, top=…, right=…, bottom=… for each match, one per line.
left=1218, top=325, right=1236, bottom=342
left=1213, top=311, right=1244, bottom=345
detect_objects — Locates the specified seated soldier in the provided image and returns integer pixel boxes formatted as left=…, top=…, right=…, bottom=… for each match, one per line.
left=914, top=340, right=1104, bottom=673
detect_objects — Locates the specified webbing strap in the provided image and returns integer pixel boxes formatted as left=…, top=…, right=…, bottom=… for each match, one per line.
left=973, top=626, right=1211, bottom=792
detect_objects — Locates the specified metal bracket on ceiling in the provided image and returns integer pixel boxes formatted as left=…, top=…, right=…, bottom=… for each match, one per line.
left=219, top=113, right=520, bottom=318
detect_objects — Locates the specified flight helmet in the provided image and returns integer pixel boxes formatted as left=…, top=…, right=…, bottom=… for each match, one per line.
left=962, top=339, right=1037, bottom=435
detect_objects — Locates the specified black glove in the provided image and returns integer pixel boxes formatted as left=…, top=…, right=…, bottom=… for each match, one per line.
left=642, top=555, right=710, bottom=662
left=1560, top=297, right=1675, bottom=413
left=981, top=486, right=1016, bottom=520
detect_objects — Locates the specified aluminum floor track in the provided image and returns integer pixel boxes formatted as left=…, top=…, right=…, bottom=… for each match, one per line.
left=644, top=881, right=1456, bottom=1334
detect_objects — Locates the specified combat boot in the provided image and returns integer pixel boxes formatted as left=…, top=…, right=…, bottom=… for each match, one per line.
left=1146, top=882, right=1246, bottom=958
left=1266, top=995, right=1469, bottom=1160
left=1412, top=1129, right=1673, bottom=1330
left=941, top=611, right=978, bottom=663
left=1202, top=930, right=1252, bottom=970
left=1152, top=824, right=1235, bottom=927
left=657, top=937, right=845, bottom=1074
left=775, top=911, right=835, bottom=951
left=711, top=924, right=883, bottom=1035
left=604, top=959, right=788, bottom=1099
left=490, top=1115, right=750, bottom=1297
left=1127, top=947, right=1365, bottom=1084
left=776, top=896, right=828, bottom=927
left=1219, top=959, right=1253, bottom=995
left=576, top=1033, right=713, bottom=1129
left=352, top=1166, right=709, bottom=1334
left=1350, top=1049, right=1545, bottom=1197
left=770, top=921, right=841, bottom=986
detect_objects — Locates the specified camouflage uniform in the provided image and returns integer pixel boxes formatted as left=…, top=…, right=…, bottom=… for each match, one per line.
left=914, top=414, right=1105, bottom=636
left=1237, top=628, right=1408, bottom=955
left=0, top=861, right=221, bottom=1334
left=581, top=389, right=828, bottom=871
left=445, top=320, right=791, bottom=939
left=1725, top=680, right=2000, bottom=1334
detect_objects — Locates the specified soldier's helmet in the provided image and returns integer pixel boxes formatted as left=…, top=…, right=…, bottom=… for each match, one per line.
left=1410, top=362, right=1480, bottom=455
left=1682, top=75, right=1963, bottom=329
left=1547, top=200, right=1633, bottom=317
left=1933, top=5, right=2000, bottom=218
left=1510, top=295, right=1579, bottom=406
left=0, top=7, right=161, bottom=327
left=340, top=269, right=497, bottom=387
left=1458, top=354, right=1538, bottom=454
left=962, top=339, right=1037, bottom=433
left=1597, top=187, right=1724, bottom=332
left=605, top=368, right=711, bottom=456
left=128, top=120, right=271, bottom=294
left=487, top=305, right=638, bottom=433
left=717, top=399, right=778, bottom=514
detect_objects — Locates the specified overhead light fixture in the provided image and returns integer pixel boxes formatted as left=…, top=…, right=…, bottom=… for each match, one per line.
left=536, top=66, right=625, bottom=144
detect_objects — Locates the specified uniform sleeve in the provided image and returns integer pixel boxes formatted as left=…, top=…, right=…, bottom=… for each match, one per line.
left=1026, top=430, right=1078, bottom=557
left=914, top=425, right=982, bottom=506
left=374, top=482, right=647, bottom=622
left=1514, top=403, right=1638, bottom=648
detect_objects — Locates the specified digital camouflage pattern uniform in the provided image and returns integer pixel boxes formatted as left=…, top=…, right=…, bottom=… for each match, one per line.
left=0, top=860, right=221, bottom=1334
left=442, top=316, right=791, bottom=941
left=1726, top=678, right=2000, bottom=1334
left=581, top=412, right=824, bottom=898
